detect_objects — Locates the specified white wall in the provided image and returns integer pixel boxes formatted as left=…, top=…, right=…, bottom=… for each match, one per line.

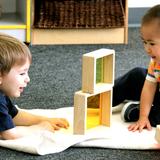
left=129, top=0, right=160, bottom=8
left=128, top=0, right=160, bottom=26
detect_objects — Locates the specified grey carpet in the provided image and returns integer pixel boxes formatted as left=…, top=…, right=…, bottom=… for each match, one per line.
left=2, top=28, right=160, bottom=160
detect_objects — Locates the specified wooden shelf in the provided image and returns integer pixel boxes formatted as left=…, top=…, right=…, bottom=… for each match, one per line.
left=0, top=0, right=31, bottom=43
left=31, top=0, right=128, bottom=45
left=0, top=0, right=128, bottom=44
left=32, top=28, right=126, bottom=45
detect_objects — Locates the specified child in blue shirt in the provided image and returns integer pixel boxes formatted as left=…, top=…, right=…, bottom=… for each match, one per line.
left=0, top=34, right=69, bottom=140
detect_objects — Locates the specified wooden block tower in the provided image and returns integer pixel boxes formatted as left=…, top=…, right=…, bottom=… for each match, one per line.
left=74, top=48, right=115, bottom=134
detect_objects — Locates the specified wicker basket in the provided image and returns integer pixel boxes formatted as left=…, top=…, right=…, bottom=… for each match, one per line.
left=34, top=0, right=125, bottom=29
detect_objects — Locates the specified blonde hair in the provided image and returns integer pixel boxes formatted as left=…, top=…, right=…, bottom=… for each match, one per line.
left=142, top=5, right=160, bottom=26
left=0, top=34, right=32, bottom=75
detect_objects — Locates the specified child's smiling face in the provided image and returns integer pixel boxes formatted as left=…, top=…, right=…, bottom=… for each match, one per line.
left=0, top=59, right=30, bottom=98
left=141, top=19, right=160, bottom=62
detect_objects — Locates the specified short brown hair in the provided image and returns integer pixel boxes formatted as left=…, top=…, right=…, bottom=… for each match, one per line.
left=0, top=34, right=32, bottom=75
left=142, top=5, right=160, bottom=26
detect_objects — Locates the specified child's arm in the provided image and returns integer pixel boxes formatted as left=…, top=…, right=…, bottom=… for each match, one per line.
left=128, top=80, right=157, bottom=132
left=0, top=121, right=55, bottom=140
left=13, top=109, right=69, bottom=129
left=0, top=109, right=69, bottom=140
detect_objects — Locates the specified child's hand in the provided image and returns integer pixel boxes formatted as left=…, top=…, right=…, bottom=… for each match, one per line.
left=0, top=119, right=70, bottom=140
left=47, top=118, right=69, bottom=130
left=128, top=117, right=152, bottom=132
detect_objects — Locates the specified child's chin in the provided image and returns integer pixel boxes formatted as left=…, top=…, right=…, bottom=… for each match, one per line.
left=155, top=59, right=160, bottom=63
left=13, top=93, right=21, bottom=98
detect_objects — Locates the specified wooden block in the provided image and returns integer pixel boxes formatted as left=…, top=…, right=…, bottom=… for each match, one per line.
left=73, top=90, right=112, bottom=135
left=155, top=125, right=160, bottom=143
left=73, top=92, right=87, bottom=135
left=82, top=48, right=115, bottom=94
left=100, top=90, right=112, bottom=127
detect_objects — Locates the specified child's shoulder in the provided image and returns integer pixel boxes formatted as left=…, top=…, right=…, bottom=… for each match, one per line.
left=0, top=92, right=10, bottom=106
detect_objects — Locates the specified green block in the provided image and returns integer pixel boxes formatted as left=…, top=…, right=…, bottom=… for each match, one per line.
left=96, top=58, right=103, bottom=83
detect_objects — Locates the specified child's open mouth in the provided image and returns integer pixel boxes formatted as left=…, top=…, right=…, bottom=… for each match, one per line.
left=19, top=87, right=24, bottom=93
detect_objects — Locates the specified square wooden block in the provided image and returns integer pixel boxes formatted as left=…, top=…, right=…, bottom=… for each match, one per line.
left=82, top=48, right=115, bottom=94
left=73, top=89, right=112, bottom=135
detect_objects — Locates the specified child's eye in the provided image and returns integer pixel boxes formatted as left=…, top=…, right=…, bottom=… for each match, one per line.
left=142, top=41, right=155, bottom=46
left=142, top=41, right=147, bottom=45
left=20, top=73, right=25, bottom=76
left=149, top=42, right=155, bottom=46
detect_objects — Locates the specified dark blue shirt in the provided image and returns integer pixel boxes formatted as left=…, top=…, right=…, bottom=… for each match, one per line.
left=0, top=92, right=18, bottom=131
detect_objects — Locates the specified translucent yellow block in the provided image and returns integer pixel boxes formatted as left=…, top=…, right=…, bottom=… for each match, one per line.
left=87, top=108, right=100, bottom=129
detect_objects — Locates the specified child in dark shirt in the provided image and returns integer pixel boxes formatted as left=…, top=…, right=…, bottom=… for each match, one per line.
left=0, top=34, right=69, bottom=140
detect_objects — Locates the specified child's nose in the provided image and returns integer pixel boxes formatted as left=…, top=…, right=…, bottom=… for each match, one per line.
left=145, top=44, right=152, bottom=54
left=25, top=75, right=30, bottom=83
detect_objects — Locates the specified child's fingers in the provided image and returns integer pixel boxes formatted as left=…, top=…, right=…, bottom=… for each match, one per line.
left=128, top=123, right=136, bottom=131
left=52, top=124, right=61, bottom=130
left=128, top=123, right=140, bottom=132
left=53, top=118, right=69, bottom=128
left=146, top=122, right=152, bottom=131
left=56, top=118, right=69, bottom=128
